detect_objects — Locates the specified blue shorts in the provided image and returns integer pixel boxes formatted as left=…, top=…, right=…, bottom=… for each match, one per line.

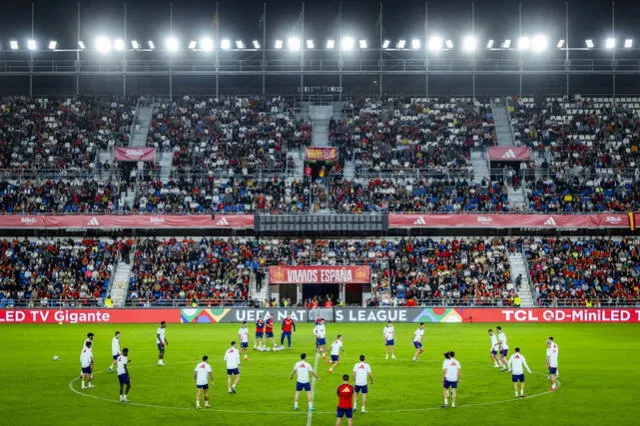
left=241, top=342, right=248, bottom=348
left=113, top=354, right=119, bottom=360
left=413, top=342, right=423, bottom=349
left=337, top=408, right=353, bottom=419
left=331, top=355, right=339, bottom=362
left=386, top=339, right=395, bottom=346
left=227, top=368, right=240, bottom=376
left=296, top=382, right=311, bottom=392
left=549, top=367, right=557, bottom=375
left=500, top=349, right=508, bottom=357
left=316, top=338, right=326, bottom=346
left=282, top=331, right=292, bottom=337
left=197, top=384, right=209, bottom=390
left=157, top=343, right=165, bottom=352
left=355, top=385, right=368, bottom=394
left=118, top=373, right=130, bottom=385
left=444, top=380, right=457, bottom=389
left=256, top=332, right=264, bottom=338
left=490, top=350, right=498, bottom=355
left=82, top=367, right=92, bottom=374
left=512, top=374, right=525, bottom=383
left=266, top=332, right=274, bottom=338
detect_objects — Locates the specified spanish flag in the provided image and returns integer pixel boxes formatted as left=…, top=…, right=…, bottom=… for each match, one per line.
left=629, top=212, right=636, bottom=231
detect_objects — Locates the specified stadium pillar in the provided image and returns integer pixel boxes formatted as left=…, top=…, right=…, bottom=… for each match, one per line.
left=29, top=2, right=34, bottom=98
left=565, top=1, right=569, bottom=97
left=262, top=2, right=267, bottom=96
left=424, top=1, right=428, bottom=98
left=378, top=1, right=383, bottom=98
left=300, top=2, right=305, bottom=102
left=76, top=1, right=80, bottom=96
left=518, top=1, right=522, bottom=98
left=123, top=2, right=127, bottom=98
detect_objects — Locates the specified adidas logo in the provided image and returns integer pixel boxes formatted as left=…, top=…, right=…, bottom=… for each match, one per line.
left=543, top=217, right=557, bottom=226
left=413, top=216, right=427, bottom=225
left=87, top=217, right=100, bottom=226
left=216, top=217, right=230, bottom=226
left=502, top=149, right=516, bottom=159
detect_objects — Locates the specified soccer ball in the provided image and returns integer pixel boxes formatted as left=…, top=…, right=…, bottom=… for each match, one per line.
left=58, top=321, right=63, bottom=325
left=53, top=355, right=59, bottom=361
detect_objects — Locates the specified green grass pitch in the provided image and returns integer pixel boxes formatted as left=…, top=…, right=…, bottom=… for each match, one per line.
left=1, top=322, right=639, bottom=425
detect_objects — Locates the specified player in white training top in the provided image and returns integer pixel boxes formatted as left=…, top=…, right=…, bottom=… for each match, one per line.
left=507, top=347, right=532, bottom=398
left=383, top=321, right=396, bottom=360
left=80, top=340, right=94, bottom=389
left=289, top=353, right=320, bottom=411
left=224, top=341, right=241, bottom=394
left=546, top=337, right=559, bottom=391
left=238, top=321, right=250, bottom=360
left=412, top=323, right=425, bottom=361
left=328, top=335, right=345, bottom=373
left=109, top=331, right=121, bottom=372
left=441, top=351, right=461, bottom=408
left=80, top=332, right=94, bottom=379
left=488, top=329, right=501, bottom=368
left=353, top=354, right=374, bottom=413
left=194, top=355, right=213, bottom=408
left=156, top=321, right=168, bottom=365
left=496, top=326, right=509, bottom=370
left=116, top=348, right=131, bottom=402
left=313, top=319, right=327, bottom=359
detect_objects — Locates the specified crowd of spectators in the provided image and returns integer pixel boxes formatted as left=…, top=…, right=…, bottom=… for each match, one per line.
left=0, top=238, right=120, bottom=307
left=524, top=237, right=640, bottom=306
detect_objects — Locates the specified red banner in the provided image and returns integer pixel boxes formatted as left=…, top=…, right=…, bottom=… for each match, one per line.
left=0, top=215, right=254, bottom=229
left=269, top=265, right=370, bottom=284
left=388, top=213, right=630, bottom=229
left=457, top=308, right=640, bottom=323
left=488, top=146, right=531, bottom=161
left=305, top=147, right=338, bottom=162
left=0, top=309, right=180, bottom=324
left=114, top=147, right=157, bottom=162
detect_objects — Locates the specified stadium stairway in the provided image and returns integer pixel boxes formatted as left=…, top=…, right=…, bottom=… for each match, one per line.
left=110, top=261, right=132, bottom=308
left=249, top=272, right=270, bottom=305
left=509, top=254, right=534, bottom=308
left=470, top=150, right=490, bottom=183
left=343, top=160, right=356, bottom=180
left=490, top=98, right=516, bottom=147
left=507, top=185, right=527, bottom=210
left=130, top=104, right=153, bottom=147
left=159, top=151, right=173, bottom=183
left=289, top=149, right=305, bottom=179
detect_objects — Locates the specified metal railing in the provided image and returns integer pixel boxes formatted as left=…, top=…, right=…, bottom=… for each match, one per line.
left=534, top=298, right=640, bottom=308
left=124, top=298, right=250, bottom=307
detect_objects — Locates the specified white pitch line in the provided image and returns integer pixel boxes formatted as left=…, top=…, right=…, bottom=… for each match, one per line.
left=306, top=353, right=321, bottom=426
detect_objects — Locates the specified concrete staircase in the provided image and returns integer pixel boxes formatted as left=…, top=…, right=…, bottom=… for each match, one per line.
left=507, top=185, right=527, bottom=210
left=509, top=254, right=534, bottom=307
left=159, top=151, right=173, bottom=184
left=131, top=105, right=153, bottom=147
left=343, top=161, right=356, bottom=180
left=109, top=261, right=132, bottom=308
left=249, top=271, right=270, bottom=306
left=470, top=150, right=490, bottom=183
left=491, top=98, right=516, bottom=146
left=289, top=149, right=305, bottom=179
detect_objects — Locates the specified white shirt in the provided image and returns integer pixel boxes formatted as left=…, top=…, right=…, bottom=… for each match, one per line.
left=239, top=327, right=249, bottom=343
left=313, top=324, right=326, bottom=339
left=330, top=340, right=343, bottom=356
left=112, top=336, right=121, bottom=356
left=157, top=327, right=166, bottom=344
left=383, top=325, right=395, bottom=341
left=293, top=361, right=313, bottom=384
left=508, top=353, right=531, bottom=375
left=353, top=362, right=372, bottom=386
left=442, top=358, right=461, bottom=382
left=489, top=333, right=499, bottom=351
left=497, top=331, right=508, bottom=350
left=80, top=347, right=93, bottom=368
left=116, top=355, right=128, bottom=375
left=194, top=361, right=213, bottom=385
left=224, top=347, right=241, bottom=369
left=546, top=343, right=559, bottom=368
left=82, top=338, right=92, bottom=350
left=413, top=328, right=424, bottom=343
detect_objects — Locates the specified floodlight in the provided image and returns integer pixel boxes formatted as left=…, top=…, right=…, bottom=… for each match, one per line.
left=382, top=39, right=390, bottom=49
left=358, top=39, right=367, bottom=49
left=10, top=41, right=18, bottom=50
left=188, top=40, right=197, bottom=49
left=502, top=39, right=511, bottom=49
left=200, top=37, right=214, bottom=51
left=462, top=35, right=477, bottom=52
left=624, top=38, right=633, bottom=48
left=113, top=39, right=125, bottom=51
left=411, top=39, right=421, bottom=49
left=78, top=41, right=86, bottom=49
left=585, top=39, right=594, bottom=48
left=531, top=35, right=548, bottom=53
left=396, top=40, right=406, bottom=49
left=27, top=39, right=37, bottom=50
left=557, top=40, right=565, bottom=48
left=48, top=40, right=57, bottom=50
left=96, top=36, right=112, bottom=53
left=306, top=39, right=314, bottom=49
left=445, top=40, right=454, bottom=49
left=148, top=40, right=155, bottom=49
left=326, top=39, right=335, bottom=49
left=274, top=39, right=283, bottom=49
left=165, top=37, right=179, bottom=51
left=253, top=40, right=261, bottom=49
left=287, top=36, right=301, bottom=51
left=236, top=40, right=245, bottom=49
left=341, top=36, right=354, bottom=51
left=221, top=39, right=231, bottom=50
left=486, top=39, right=494, bottom=49
left=517, top=36, right=530, bottom=50
left=605, top=38, right=615, bottom=49
left=428, top=36, right=443, bottom=52
left=131, top=40, right=140, bottom=49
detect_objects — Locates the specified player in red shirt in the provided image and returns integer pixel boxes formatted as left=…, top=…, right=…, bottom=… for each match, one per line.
left=336, top=374, right=354, bottom=425
left=254, top=318, right=265, bottom=350
left=264, top=314, right=278, bottom=351
left=281, top=315, right=296, bottom=349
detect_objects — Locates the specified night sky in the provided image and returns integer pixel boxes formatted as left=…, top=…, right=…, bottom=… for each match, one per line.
left=0, top=0, right=639, bottom=50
